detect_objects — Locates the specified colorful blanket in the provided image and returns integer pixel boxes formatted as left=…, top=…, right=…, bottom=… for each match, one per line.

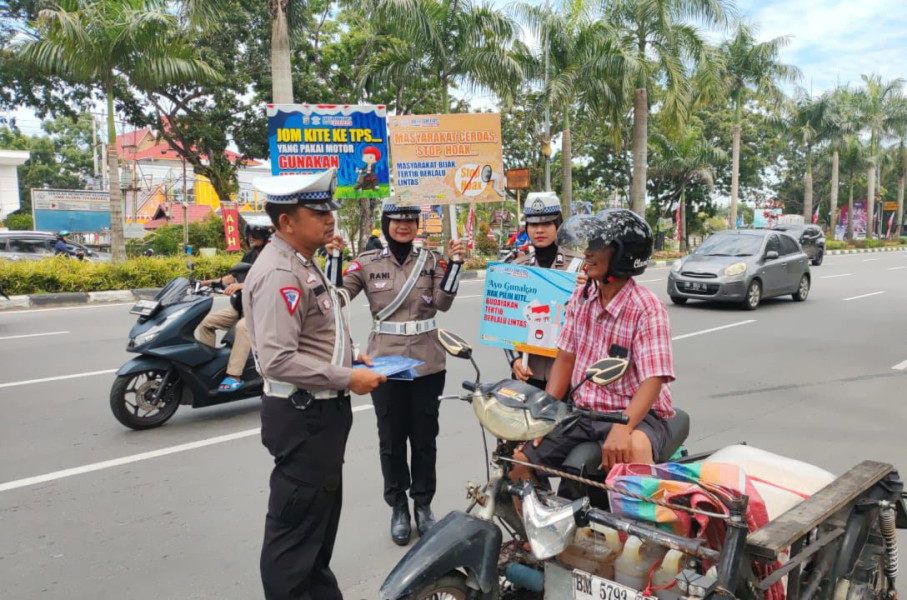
left=606, top=462, right=783, bottom=600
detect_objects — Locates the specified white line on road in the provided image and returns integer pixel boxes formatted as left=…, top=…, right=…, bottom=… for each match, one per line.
left=892, top=360, right=907, bottom=371
left=888, top=266, right=907, bottom=271
left=0, top=330, right=69, bottom=341
left=843, top=291, right=886, bottom=301
left=821, top=273, right=853, bottom=279
left=672, top=320, right=756, bottom=341
left=0, top=369, right=117, bottom=389
left=0, top=302, right=135, bottom=315
left=637, top=278, right=664, bottom=283
left=864, top=258, right=881, bottom=262
left=0, top=404, right=376, bottom=493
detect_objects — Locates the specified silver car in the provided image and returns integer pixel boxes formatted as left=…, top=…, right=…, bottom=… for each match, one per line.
left=667, top=229, right=811, bottom=310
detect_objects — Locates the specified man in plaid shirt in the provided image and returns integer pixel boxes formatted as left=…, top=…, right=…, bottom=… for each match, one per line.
left=512, top=210, right=675, bottom=484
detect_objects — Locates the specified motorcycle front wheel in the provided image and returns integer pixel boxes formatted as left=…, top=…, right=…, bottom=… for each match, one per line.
left=405, top=572, right=472, bottom=600
left=110, top=370, right=181, bottom=430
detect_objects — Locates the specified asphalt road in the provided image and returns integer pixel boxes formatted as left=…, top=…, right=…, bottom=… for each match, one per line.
left=2, top=251, right=907, bottom=599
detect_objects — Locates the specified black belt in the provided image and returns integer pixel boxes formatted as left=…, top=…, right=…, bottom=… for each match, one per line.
left=286, top=390, right=350, bottom=411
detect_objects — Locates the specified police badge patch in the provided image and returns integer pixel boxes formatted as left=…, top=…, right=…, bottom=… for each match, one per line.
left=422, top=295, right=433, bottom=304
left=344, top=260, right=361, bottom=275
left=280, top=287, right=302, bottom=315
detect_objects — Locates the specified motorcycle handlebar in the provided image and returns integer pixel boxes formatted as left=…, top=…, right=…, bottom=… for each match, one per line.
left=462, top=380, right=477, bottom=392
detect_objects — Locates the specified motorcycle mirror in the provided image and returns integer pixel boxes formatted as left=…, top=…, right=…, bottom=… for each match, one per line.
left=584, top=358, right=629, bottom=387
left=437, top=329, right=472, bottom=359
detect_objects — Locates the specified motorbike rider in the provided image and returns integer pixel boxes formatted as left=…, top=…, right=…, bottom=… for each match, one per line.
left=506, top=192, right=586, bottom=390
left=510, top=210, right=676, bottom=487
left=195, top=222, right=270, bottom=392
left=326, top=199, right=465, bottom=546
left=54, top=231, right=72, bottom=256
left=243, top=169, right=385, bottom=600
left=365, top=228, right=384, bottom=251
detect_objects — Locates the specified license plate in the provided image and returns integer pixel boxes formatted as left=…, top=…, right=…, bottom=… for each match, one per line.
left=130, top=299, right=160, bottom=316
left=572, top=570, right=656, bottom=600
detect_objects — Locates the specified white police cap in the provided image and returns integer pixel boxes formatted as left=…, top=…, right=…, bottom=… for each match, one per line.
left=253, top=168, right=339, bottom=212
left=524, top=191, right=562, bottom=223
left=381, top=199, right=421, bottom=220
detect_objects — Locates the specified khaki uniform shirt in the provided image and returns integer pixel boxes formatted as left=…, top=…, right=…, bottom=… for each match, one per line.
left=342, top=247, right=456, bottom=377
left=243, top=236, right=354, bottom=392
left=509, top=247, right=584, bottom=382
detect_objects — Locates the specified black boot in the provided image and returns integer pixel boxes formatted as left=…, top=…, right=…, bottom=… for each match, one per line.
left=414, top=502, right=436, bottom=537
left=391, top=499, right=411, bottom=546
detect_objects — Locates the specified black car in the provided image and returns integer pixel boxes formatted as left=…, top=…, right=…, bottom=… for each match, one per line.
left=771, top=224, right=825, bottom=266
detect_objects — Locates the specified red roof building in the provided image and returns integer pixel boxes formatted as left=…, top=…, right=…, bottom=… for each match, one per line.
left=144, top=203, right=215, bottom=230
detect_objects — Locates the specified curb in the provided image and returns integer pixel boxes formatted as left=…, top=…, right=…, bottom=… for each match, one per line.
left=2, top=247, right=902, bottom=311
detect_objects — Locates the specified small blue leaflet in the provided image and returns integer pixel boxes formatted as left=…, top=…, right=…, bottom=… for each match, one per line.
left=365, top=355, right=424, bottom=380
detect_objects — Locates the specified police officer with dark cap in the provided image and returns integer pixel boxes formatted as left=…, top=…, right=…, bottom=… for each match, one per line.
left=505, top=192, right=586, bottom=390
left=326, top=199, right=464, bottom=546
left=243, top=168, right=386, bottom=600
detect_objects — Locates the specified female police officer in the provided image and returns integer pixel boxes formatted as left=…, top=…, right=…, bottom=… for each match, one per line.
left=505, top=191, right=586, bottom=390
left=328, top=200, right=464, bottom=545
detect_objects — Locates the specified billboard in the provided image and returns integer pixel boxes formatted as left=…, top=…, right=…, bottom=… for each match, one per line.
left=32, top=189, right=111, bottom=232
left=418, top=205, right=443, bottom=235
left=478, top=262, right=579, bottom=358
left=267, top=104, right=389, bottom=199
left=388, top=113, right=504, bottom=206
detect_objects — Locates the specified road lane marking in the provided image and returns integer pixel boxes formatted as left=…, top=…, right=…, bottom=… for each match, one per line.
left=0, top=369, right=117, bottom=389
left=893, top=360, right=907, bottom=371
left=672, top=320, right=756, bottom=341
left=0, top=302, right=135, bottom=315
left=638, top=278, right=664, bottom=283
left=821, top=274, right=852, bottom=279
left=864, top=258, right=881, bottom=262
left=888, top=266, right=907, bottom=271
left=0, top=330, right=69, bottom=341
left=843, top=291, right=886, bottom=301
left=0, top=404, right=375, bottom=493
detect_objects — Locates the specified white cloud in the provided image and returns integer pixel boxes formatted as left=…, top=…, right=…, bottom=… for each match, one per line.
left=737, top=0, right=907, bottom=92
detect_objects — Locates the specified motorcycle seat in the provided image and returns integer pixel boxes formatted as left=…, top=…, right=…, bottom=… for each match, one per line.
left=561, top=409, right=691, bottom=480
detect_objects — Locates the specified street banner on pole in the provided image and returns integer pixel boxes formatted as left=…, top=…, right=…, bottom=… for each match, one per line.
left=387, top=113, right=505, bottom=206
left=221, top=203, right=241, bottom=252
left=267, top=104, right=389, bottom=199
left=479, top=262, right=578, bottom=358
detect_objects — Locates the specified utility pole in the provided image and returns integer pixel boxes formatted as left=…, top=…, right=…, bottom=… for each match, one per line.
left=542, top=0, right=551, bottom=192
left=182, top=157, right=189, bottom=252
left=91, top=115, right=99, bottom=184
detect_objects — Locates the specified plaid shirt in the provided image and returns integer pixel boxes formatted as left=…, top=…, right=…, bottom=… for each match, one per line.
left=557, top=279, right=675, bottom=419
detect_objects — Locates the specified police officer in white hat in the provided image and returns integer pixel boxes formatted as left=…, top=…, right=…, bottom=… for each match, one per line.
left=243, top=168, right=386, bottom=600
left=505, top=191, right=586, bottom=390
left=325, top=199, right=464, bottom=545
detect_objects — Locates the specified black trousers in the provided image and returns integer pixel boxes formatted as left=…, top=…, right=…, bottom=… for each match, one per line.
left=259, top=394, right=353, bottom=600
left=370, top=371, right=445, bottom=507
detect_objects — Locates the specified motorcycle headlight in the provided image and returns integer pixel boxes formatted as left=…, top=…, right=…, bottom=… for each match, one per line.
left=671, top=260, right=683, bottom=273
left=131, top=307, right=189, bottom=347
left=723, top=262, right=747, bottom=278
left=521, top=486, right=586, bottom=560
left=471, top=394, right=558, bottom=441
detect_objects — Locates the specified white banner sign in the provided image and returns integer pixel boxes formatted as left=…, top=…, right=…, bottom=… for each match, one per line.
left=32, top=189, right=110, bottom=212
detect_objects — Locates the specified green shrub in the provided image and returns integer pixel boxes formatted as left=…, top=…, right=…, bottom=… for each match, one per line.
left=475, top=223, right=499, bottom=256
left=826, top=240, right=846, bottom=250
left=4, top=213, right=33, bottom=230
left=0, top=255, right=241, bottom=295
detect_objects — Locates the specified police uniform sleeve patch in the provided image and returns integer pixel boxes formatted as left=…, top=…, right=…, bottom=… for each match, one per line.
left=280, top=287, right=302, bottom=315
left=344, top=260, right=361, bottom=275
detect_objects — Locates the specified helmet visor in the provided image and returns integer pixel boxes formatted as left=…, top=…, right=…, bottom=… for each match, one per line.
left=555, top=215, right=612, bottom=254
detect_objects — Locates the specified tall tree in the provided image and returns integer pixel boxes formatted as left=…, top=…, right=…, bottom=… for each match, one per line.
left=720, top=23, right=799, bottom=229
left=18, top=0, right=219, bottom=262
left=649, top=126, right=725, bottom=250
left=365, top=0, right=523, bottom=243
left=825, top=87, right=861, bottom=234
left=604, top=0, right=733, bottom=216
left=839, top=135, right=869, bottom=241
left=785, top=90, right=831, bottom=223
left=854, top=74, right=907, bottom=236
left=513, top=0, right=633, bottom=214
left=270, top=0, right=294, bottom=103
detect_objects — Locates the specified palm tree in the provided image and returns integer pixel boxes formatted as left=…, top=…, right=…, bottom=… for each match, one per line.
left=649, top=127, right=726, bottom=250
left=19, top=0, right=219, bottom=262
left=786, top=90, right=831, bottom=222
left=854, top=74, right=907, bottom=236
left=513, top=0, right=634, bottom=213
left=604, top=0, right=733, bottom=217
left=365, top=0, right=522, bottom=241
left=839, top=135, right=870, bottom=241
left=720, top=23, right=799, bottom=229
left=269, top=0, right=294, bottom=103
left=825, top=87, right=861, bottom=234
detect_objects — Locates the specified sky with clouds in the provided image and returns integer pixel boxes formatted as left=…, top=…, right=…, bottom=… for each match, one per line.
left=734, top=0, right=907, bottom=93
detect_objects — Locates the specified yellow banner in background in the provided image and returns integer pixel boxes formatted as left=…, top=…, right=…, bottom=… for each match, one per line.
left=388, top=113, right=504, bottom=206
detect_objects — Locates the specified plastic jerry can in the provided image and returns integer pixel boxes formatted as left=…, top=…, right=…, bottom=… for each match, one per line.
left=652, top=550, right=685, bottom=600
left=614, top=536, right=667, bottom=592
